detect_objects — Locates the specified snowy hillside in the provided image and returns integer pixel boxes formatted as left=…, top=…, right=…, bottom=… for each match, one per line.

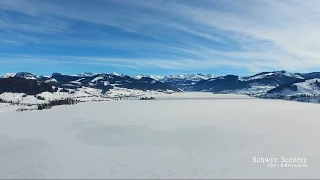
left=257, top=78, right=320, bottom=103
left=268, top=78, right=320, bottom=96
left=0, top=87, right=175, bottom=112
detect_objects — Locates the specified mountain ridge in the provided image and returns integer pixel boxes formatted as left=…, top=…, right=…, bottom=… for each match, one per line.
left=1, top=70, right=320, bottom=104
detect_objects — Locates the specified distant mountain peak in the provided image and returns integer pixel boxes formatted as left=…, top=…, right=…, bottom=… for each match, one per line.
left=14, top=72, right=37, bottom=80
left=133, top=73, right=215, bottom=81
left=76, top=72, right=98, bottom=77
left=111, top=72, right=119, bottom=76
left=132, top=74, right=164, bottom=80
left=1, top=73, right=16, bottom=78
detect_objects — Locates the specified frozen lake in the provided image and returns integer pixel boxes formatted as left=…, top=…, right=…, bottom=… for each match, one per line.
left=0, top=92, right=319, bottom=178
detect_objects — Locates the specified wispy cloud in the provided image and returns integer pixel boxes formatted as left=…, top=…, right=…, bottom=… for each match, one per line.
left=1, top=0, right=320, bottom=75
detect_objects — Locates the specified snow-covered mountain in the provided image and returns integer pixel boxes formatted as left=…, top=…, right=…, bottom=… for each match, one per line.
left=1, top=73, right=16, bottom=78
left=14, top=72, right=38, bottom=80
left=134, top=73, right=215, bottom=91
left=193, top=71, right=305, bottom=93
left=0, top=72, right=181, bottom=109
left=241, top=70, right=304, bottom=81
left=160, top=73, right=215, bottom=91
left=75, top=72, right=98, bottom=77
left=48, top=73, right=180, bottom=92
left=0, top=72, right=180, bottom=95
left=161, top=73, right=215, bottom=81
left=1, top=72, right=39, bottom=79
left=1, top=70, right=320, bottom=104
left=134, top=73, right=214, bottom=81
left=134, top=71, right=305, bottom=93
left=134, top=74, right=164, bottom=81
left=76, top=72, right=124, bottom=77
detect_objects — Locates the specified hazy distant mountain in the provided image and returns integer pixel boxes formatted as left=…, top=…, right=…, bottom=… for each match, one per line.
left=134, top=73, right=215, bottom=91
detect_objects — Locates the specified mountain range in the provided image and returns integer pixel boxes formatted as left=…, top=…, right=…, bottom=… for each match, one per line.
left=1, top=70, right=320, bottom=103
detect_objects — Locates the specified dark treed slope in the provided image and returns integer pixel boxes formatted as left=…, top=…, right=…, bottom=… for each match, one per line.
left=0, top=77, right=53, bottom=95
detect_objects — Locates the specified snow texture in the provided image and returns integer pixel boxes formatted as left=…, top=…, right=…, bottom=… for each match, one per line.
left=0, top=92, right=319, bottom=178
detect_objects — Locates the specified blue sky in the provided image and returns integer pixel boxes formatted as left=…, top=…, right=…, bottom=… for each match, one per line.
left=1, top=0, right=320, bottom=76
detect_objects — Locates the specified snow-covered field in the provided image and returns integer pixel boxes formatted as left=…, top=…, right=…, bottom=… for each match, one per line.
left=0, top=88, right=174, bottom=110
left=0, top=92, right=319, bottom=179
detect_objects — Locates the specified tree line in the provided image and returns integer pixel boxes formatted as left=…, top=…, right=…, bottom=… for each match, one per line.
left=37, top=98, right=79, bottom=110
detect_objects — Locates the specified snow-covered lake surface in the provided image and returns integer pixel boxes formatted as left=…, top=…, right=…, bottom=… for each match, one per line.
left=0, top=92, right=319, bottom=179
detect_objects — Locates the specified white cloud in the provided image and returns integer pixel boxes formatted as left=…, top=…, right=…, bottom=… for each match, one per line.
left=1, top=0, right=320, bottom=73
